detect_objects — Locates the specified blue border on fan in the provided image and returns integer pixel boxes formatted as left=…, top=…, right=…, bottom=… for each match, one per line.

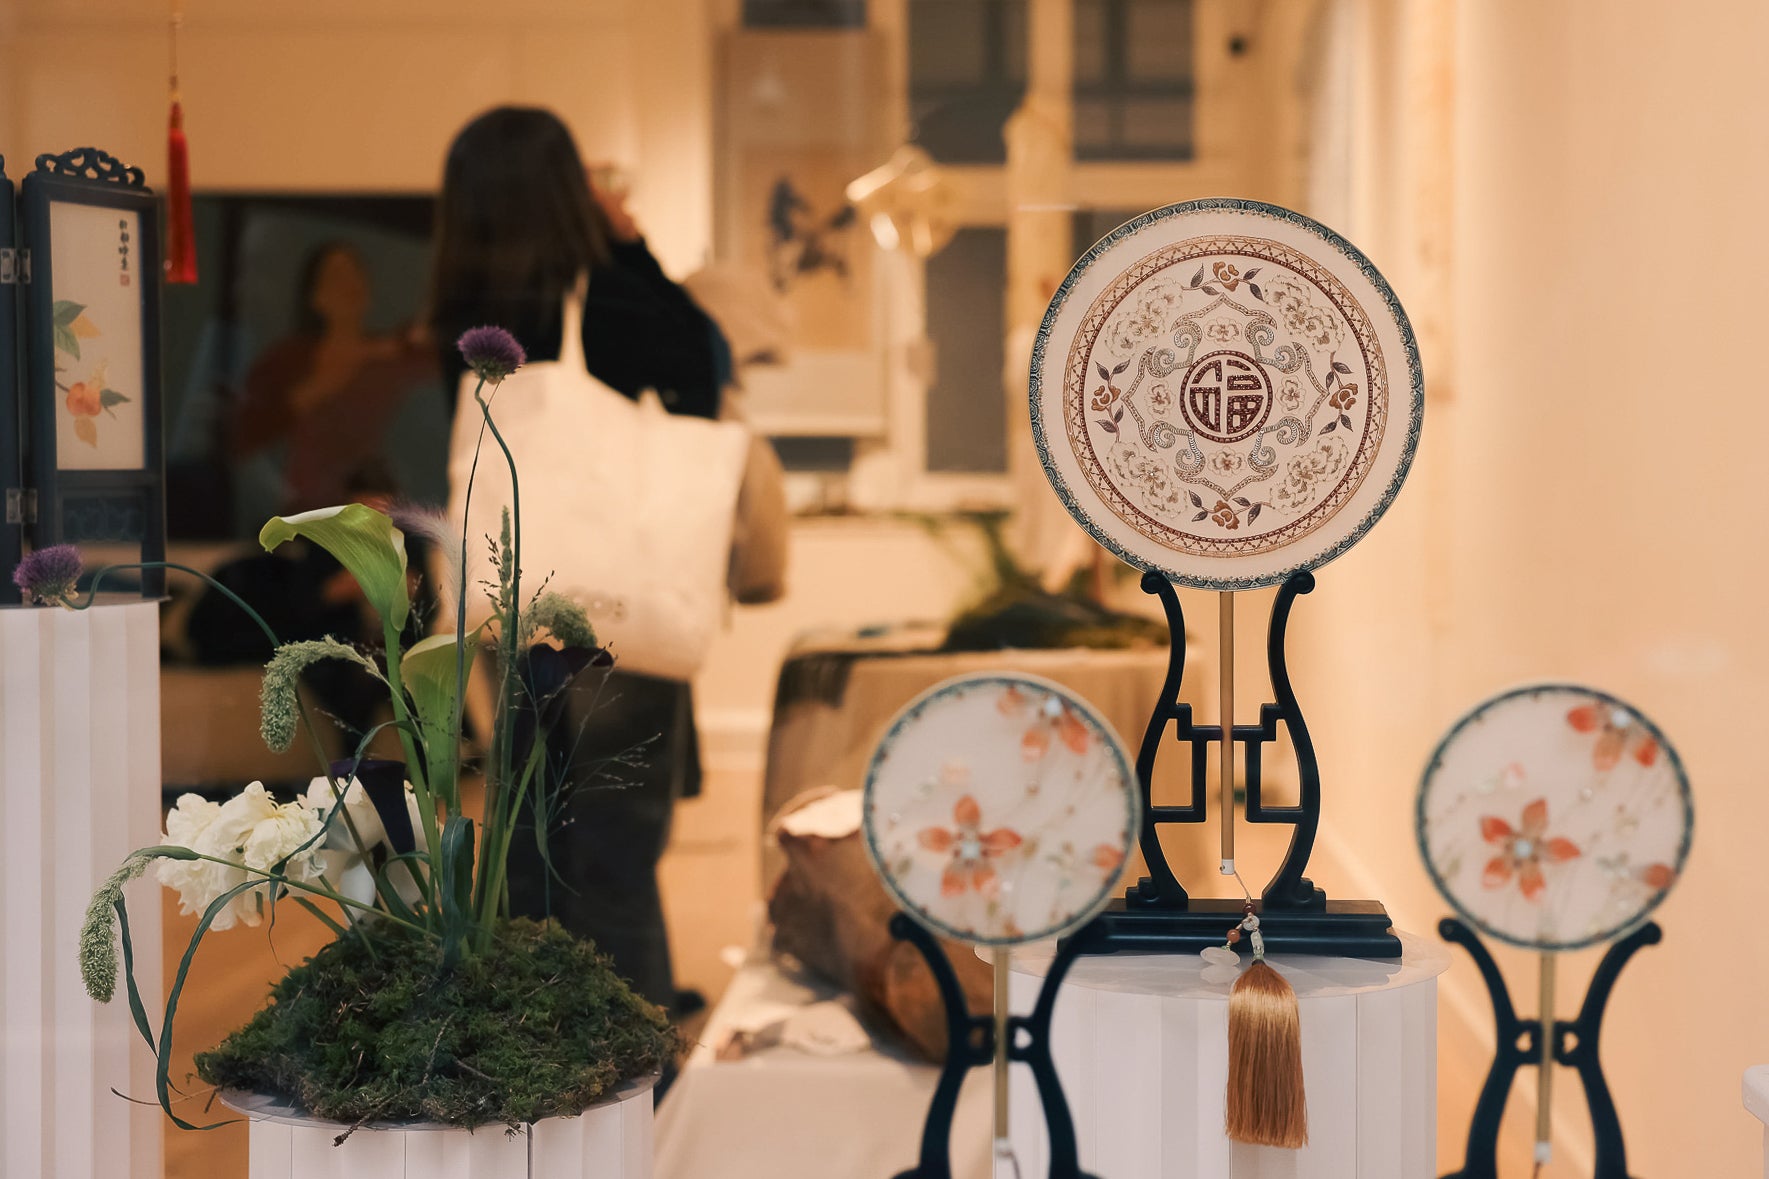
left=1414, top=682, right=1695, bottom=953
left=860, top=671, right=1142, bottom=949
left=1028, top=196, right=1426, bottom=592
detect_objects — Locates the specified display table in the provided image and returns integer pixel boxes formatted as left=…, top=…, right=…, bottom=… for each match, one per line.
left=1745, top=1066, right=1769, bottom=1178
left=0, top=602, right=163, bottom=1179
left=656, top=955, right=992, bottom=1179
left=762, top=636, right=1180, bottom=877
left=1007, top=933, right=1449, bottom=1178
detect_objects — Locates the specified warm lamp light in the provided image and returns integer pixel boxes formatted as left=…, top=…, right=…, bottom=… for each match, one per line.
left=844, top=145, right=956, bottom=258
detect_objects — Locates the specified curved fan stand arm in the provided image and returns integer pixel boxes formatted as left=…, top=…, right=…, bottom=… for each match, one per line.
left=1439, top=916, right=1658, bottom=1179
left=888, top=913, right=1102, bottom=1179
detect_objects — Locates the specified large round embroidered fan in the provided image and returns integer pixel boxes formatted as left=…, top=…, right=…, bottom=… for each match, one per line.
left=1030, top=198, right=1424, bottom=590
left=862, top=673, right=1139, bottom=947
left=1416, top=685, right=1693, bottom=952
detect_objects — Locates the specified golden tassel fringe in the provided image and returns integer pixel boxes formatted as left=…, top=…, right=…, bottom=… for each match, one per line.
left=1226, top=958, right=1308, bottom=1148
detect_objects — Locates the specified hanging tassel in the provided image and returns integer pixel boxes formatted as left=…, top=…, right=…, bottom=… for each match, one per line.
left=1223, top=906, right=1307, bottom=1148
left=163, top=8, right=197, bottom=284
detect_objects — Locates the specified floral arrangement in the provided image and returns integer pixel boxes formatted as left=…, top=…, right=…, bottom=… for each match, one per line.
left=21, top=328, right=675, bottom=1130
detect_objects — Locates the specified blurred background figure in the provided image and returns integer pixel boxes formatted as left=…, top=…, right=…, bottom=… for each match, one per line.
left=430, top=105, right=733, bottom=1011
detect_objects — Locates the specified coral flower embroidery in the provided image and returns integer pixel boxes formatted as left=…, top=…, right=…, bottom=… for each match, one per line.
left=1567, top=702, right=1658, bottom=770
left=917, top=795, right=1023, bottom=898
left=1479, top=798, right=1580, bottom=901
left=1091, top=844, right=1125, bottom=875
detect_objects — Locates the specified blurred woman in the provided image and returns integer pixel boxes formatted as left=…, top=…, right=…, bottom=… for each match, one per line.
left=429, top=106, right=729, bottom=1010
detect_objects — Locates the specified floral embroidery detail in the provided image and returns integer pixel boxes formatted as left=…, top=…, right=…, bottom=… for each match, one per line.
left=1210, top=501, right=1239, bottom=530
left=1479, top=798, right=1580, bottom=901
left=1265, top=275, right=1344, bottom=351
left=1204, top=319, right=1239, bottom=344
left=1567, top=702, right=1659, bottom=771
left=1637, top=862, right=1676, bottom=890
left=1208, top=449, right=1243, bottom=475
left=1278, top=377, right=1303, bottom=412
left=1211, top=261, right=1241, bottom=291
left=1104, top=282, right=1182, bottom=356
left=1091, top=844, right=1125, bottom=875
left=916, top=795, right=1024, bottom=898
left=1021, top=697, right=1092, bottom=762
left=1328, top=382, right=1358, bottom=412
left=1148, top=383, right=1172, bottom=414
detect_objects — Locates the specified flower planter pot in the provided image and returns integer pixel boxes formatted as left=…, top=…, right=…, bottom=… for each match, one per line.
left=0, top=602, right=163, bottom=1179
left=225, top=1075, right=656, bottom=1179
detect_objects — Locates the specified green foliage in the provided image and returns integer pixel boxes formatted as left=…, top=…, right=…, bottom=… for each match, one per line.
left=194, top=920, right=675, bottom=1128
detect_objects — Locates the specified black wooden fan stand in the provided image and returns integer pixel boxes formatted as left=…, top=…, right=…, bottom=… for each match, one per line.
left=887, top=913, right=1104, bottom=1179
left=1079, top=568, right=1400, bottom=958
left=1438, top=917, right=1660, bottom=1179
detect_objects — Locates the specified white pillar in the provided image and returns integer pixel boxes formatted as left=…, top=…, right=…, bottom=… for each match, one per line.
left=0, top=601, right=163, bottom=1179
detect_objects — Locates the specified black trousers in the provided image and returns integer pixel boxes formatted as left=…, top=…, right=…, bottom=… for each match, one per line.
left=502, top=669, right=696, bottom=1009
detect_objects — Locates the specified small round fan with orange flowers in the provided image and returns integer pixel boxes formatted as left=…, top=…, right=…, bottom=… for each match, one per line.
left=1416, top=684, right=1692, bottom=952
left=862, top=672, right=1140, bottom=947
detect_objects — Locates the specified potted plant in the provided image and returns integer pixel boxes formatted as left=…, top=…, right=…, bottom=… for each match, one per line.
left=21, top=329, right=675, bottom=1177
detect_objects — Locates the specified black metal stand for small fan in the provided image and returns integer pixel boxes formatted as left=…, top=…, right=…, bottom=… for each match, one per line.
left=886, top=913, right=1103, bottom=1179
left=1077, top=569, right=1400, bottom=958
left=1439, top=917, right=1659, bottom=1179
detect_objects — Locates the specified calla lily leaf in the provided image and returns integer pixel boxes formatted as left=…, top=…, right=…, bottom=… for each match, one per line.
left=260, top=505, right=410, bottom=630
left=404, top=633, right=466, bottom=801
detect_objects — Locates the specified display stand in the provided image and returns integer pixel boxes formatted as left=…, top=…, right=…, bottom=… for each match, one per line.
left=1081, top=569, right=1400, bottom=958
left=887, top=914, right=1100, bottom=1179
left=1438, top=917, right=1659, bottom=1179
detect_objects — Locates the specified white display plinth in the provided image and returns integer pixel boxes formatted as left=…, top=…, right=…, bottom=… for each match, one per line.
left=1744, top=1066, right=1769, bottom=1178
left=1007, top=932, right=1448, bottom=1178
left=228, top=1078, right=655, bottom=1179
left=0, top=602, right=163, bottom=1179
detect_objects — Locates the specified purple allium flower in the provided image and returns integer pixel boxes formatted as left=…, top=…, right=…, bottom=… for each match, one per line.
left=12, top=543, right=83, bottom=605
left=457, top=326, right=526, bottom=383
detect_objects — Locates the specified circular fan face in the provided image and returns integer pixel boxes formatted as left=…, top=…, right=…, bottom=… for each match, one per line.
left=1417, top=685, right=1693, bottom=952
left=862, top=673, right=1140, bottom=947
left=1030, top=198, right=1424, bottom=590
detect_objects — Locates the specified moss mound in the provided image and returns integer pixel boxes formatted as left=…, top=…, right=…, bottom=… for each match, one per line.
left=195, top=918, right=676, bottom=1128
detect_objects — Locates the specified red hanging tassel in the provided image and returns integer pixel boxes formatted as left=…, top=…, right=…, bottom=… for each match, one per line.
left=164, top=98, right=197, bottom=284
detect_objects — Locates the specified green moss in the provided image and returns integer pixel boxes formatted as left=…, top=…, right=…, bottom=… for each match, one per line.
left=195, top=919, right=676, bottom=1129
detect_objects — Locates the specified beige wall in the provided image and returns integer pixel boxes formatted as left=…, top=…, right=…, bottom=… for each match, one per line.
left=0, top=0, right=712, bottom=273
left=1296, top=0, right=1769, bottom=1172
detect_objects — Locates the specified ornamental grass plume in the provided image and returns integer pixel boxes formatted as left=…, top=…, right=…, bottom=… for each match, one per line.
left=259, top=639, right=386, bottom=753
left=12, top=543, right=82, bottom=604
left=79, top=849, right=157, bottom=1002
left=457, top=326, right=526, bottom=383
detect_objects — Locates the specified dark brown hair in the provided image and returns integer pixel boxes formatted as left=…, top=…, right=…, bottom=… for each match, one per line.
left=428, top=107, right=613, bottom=346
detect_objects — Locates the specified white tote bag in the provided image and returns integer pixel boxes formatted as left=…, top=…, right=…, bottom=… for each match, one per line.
left=445, top=291, right=749, bottom=681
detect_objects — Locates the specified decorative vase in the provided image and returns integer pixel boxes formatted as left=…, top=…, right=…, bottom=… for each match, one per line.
left=226, top=1075, right=657, bottom=1179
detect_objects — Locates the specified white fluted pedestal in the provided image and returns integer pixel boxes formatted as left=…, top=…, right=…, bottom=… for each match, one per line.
left=0, top=602, right=163, bottom=1179
left=1007, top=931, right=1448, bottom=1178
left=228, top=1077, right=656, bottom=1179
left=1744, top=1066, right=1769, bottom=1178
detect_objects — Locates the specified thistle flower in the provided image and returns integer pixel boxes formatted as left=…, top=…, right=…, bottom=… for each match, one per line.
left=260, top=639, right=385, bottom=753
left=457, top=326, right=526, bottom=383
left=12, top=543, right=82, bottom=605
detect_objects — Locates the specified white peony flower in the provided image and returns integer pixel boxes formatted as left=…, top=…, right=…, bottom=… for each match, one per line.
left=156, top=783, right=330, bottom=931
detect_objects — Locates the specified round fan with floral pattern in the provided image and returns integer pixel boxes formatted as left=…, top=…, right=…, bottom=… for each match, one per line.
left=1416, top=684, right=1692, bottom=952
left=862, top=673, right=1140, bottom=947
